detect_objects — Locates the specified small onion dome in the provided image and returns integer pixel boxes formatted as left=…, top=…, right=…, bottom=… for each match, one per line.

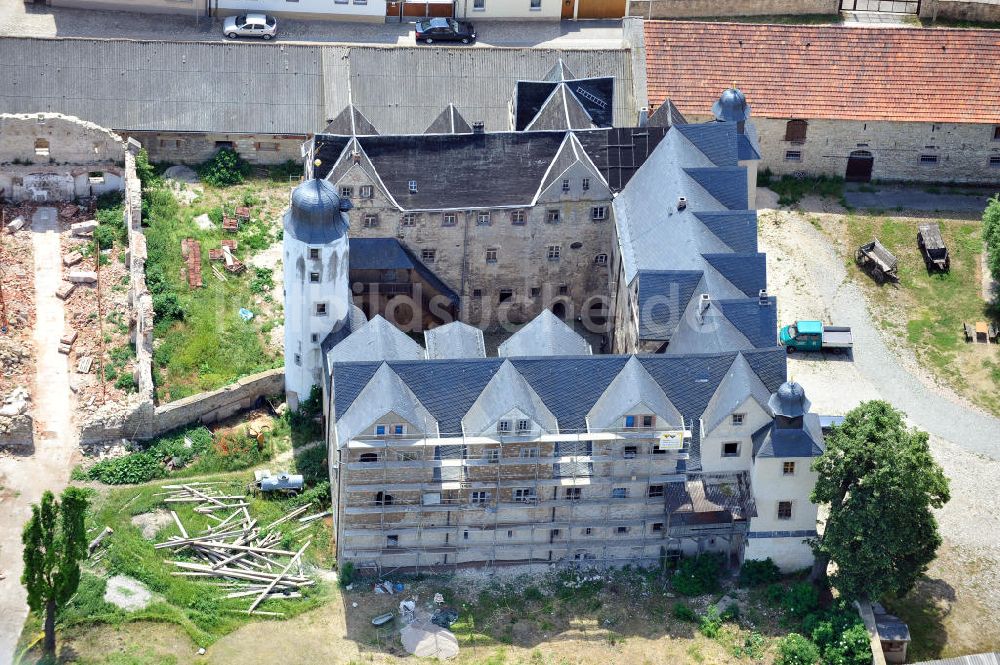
left=768, top=381, right=811, bottom=418
left=284, top=177, right=349, bottom=244
left=712, top=87, right=750, bottom=123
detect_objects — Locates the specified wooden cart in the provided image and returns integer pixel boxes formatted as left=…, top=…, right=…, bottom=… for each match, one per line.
left=855, top=239, right=898, bottom=284
left=918, top=223, right=949, bottom=272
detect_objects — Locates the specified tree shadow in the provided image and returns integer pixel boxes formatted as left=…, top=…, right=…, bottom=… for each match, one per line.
left=882, top=575, right=956, bottom=662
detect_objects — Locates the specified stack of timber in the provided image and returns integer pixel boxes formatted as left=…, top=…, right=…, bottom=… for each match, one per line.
left=154, top=483, right=317, bottom=614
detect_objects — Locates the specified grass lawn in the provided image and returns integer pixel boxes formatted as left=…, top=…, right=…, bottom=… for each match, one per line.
left=144, top=166, right=293, bottom=402
left=830, top=212, right=1000, bottom=416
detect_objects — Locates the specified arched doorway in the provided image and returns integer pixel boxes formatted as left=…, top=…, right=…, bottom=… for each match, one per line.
left=551, top=302, right=567, bottom=320
left=845, top=150, right=874, bottom=183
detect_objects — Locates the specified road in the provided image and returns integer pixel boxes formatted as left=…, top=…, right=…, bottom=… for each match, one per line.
left=0, top=208, right=78, bottom=664
left=0, top=0, right=623, bottom=48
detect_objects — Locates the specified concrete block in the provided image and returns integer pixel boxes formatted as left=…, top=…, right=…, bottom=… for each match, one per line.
left=67, top=271, right=98, bottom=284
left=58, top=344, right=72, bottom=355
left=5, top=216, right=25, bottom=234
left=56, top=282, right=77, bottom=300
left=61, top=330, right=78, bottom=346
left=72, top=220, right=99, bottom=237
left=77, top=356, right=94, bottom=374
left=63, top=251, right=83, bottom=267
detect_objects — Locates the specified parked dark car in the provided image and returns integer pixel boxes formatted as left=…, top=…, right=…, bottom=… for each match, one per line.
left=415, top=18, right=476, bottom=44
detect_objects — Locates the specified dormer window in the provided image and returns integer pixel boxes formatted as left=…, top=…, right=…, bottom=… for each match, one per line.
left=497, top=420, right=512, bottom=434
left=516, top=419, right=530, bottom=434
left=392, top=424, right=406, bottom=437
left=731, top=413, right=745, bottom=427
left=722, top=442, right=740, bottom=458
left=624, top=414, right=655, bottom=430
left=408, top=180, right=418, bottom=193
left=375, top=424, right=386, bottom=436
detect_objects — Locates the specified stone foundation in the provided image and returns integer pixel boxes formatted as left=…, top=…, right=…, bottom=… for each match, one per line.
left=0, top=414, right=33, bottom=448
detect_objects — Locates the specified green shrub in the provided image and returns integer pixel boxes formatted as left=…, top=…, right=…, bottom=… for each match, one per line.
left=776, top=633, right=820, bottom=665
left=198, top=148, right=250, bottom=187
left=92, top=220, right=118, bottom=250
left=523, top=586, right=544, bottom=603
left=672, top=602, right=698, bottom=623
left=733, top=631, right=767, bottom=659
left=153, top=291, right=184, bottom=321
left=672, top=552, right=724, bottom=596
left=115, top=373, right=138, bottom=393
left=821, top=623, right=872, bottom=665
left=765, top=582, right=786, bottom=606
left=339, top=561, right=355, bottom=588
left=249, top=267, right=274, bottom=295
left=269, top=160, right=302, bottom=182
left=983, top=196, right=1000, bottom=282
left=740, top=558, right=781, bottom=587
left=135, top=149, right=159, bottom=186
left=698, top=604, right=723, bottom=638
left=782, top=582, right=820, bottom=618
left=86, top=452, right=165, bottom=485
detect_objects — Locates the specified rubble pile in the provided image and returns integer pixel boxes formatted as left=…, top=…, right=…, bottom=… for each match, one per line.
left=0, top=205, right=36, bottom=398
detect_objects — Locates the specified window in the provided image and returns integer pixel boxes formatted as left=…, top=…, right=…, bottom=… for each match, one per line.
left=784, top=150, right=803, bottom=162
left=591, top=206, right=607, bottom=221
left=722, top=442, right=740, bottom=458
left=386, top=535, right=399, bottom=547
left=311, top=333, right=319, bottom=343
left=510, top=210, right=526, bottom=225
left=582, top=177, right=590, bottom=191
left=652, top=522, right=664, bottom=532
left=530, top=287, right=541, bottom=297
left=34, top=138, right=50, bottom=157
left=392, top=424, right=406, bottom=436
left=558, top=285, right=569, bottom=295
left=88, top=172, right=105, bottom=185
left=309, top=272, right=320, bottom=283
left=442, top=212, right=457, bottom=226
left=565, top=487, right=582, bottom=501
left=547, top=245, right=561, bottom=261
left=777, top=501, right=793, bottom=520
left=340, top=186, right=353, bottom=198
left=507, top=529, right=514, bottom=538
left=783, top=461, right=796, bottom=475
left=546, top=209, right=560, bottom=223
left=463, top=530, right=469, bottom=540
left=497, top=420, right=512, bottom=434
left=584, top=527, right=593, bottom=535
left=421, top=249, right=436, bottom=263
left=530, top=0, right=541, bottom=7
left=408, top=180, right=417, bottom=193
left=360, top=185, right=374, bottom=199
left=498, top=288, right=513, bottom=303
left=784, top=119, right=808, bottom=143
left=375, top=491, right=394, bottom=506
left=477, top=211, right=491, bottom=226
left=401, top=213, right=416, bottom=227
left=920, top=154, right=939, bottom=164
left=309, top=248, right=320, bottom=260
left=616, top=526, right=629, bottom=535
left=611, top=487, right=628, bottom=499
left=594, top=253, right=608, bottom=266
left=991, top=156, right=1000, bottom=168
left=375, top=425, right=386, bottom=436
left=293, top=353, right=301, bottom=366
left=363, top=213, right=379, bottom=228
left=360, top=452, right=378, bottom=463
left=994, top=126, right=1000, bottom=141
left=562, top=178, right=570, bottom=192
left=315, top=303, right=327, bottom=316
left=472, top=288, right=483, bottom=297
left=623, top=446, right=638, bottom=459
left=484, top=448, right=500, bottom=462
left=516, top=419, right=530, bottom=433
left=513, top=488, right=536, bottom=503
left=473, top=0, right=484, bottom=8
left=255, top=142, right=279, bottom=152
left=624, top=414, right=655, bottom=430
left=519, top=447, right=539, bottom=458
left=647, top=484, right=664, bottom=498
left=485, top=248, right=498, bottom=263
left=731, top=413, right=745, bottom=426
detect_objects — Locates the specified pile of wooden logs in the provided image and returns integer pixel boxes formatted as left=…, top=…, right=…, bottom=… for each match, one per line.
left=154, top=483, right=320, bottom=615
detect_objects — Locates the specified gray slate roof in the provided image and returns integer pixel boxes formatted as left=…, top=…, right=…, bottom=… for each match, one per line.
left=424, top=321, right=487, bottom=360
left=325, top=315, right=425, bottom=364
left=498, top=310, right=592, bottom=357
left=0, top=38, right=327, bottom=134
left=912, top=654, right=1000, bottom=665
left=349, top=238, right=459, bottom=304
left=751, top=413, right=825, bottom=459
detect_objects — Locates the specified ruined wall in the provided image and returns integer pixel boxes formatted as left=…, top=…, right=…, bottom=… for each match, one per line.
left=125, top=131, right=306, bottom=167
left=920, top=0, right=1000, bottom=22
left=151, top=368, right=284, bottom=437
left=627, top=0, right=838, bottom=17
left=0, top=414, right=33, bottom=448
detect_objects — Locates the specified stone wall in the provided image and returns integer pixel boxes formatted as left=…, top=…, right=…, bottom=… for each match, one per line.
left=150, top=368, right=284, bottom=436
left=0, top=414, right=33, bottom=449
left=686, top=113, right=1000, bottom=184
left=920, top=0, right=1000, bottom=22
left=627, top=0, right=838, bottom=17
left=125, top=131, right=306, bottom=167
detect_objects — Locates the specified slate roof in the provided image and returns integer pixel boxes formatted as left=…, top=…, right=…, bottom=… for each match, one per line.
left=716, top=298, right=776, bottom=348
left=648, top=99, right=688, bottom=128
left=349, top=238, right=459, bottom=304
left=574, top=126, right=670, bottom=191
left=636, top=270, right=703, bottom=341
left=912, top=654, right=1000, bottom=665
left=694, top=211, right=758, bottom=254
left=751, top=413, right=825, bottom=458
left=644, top=21, right=1000, bottom=124
left=515, top=77, right=615, bottom=131
left=0, top=38, right=327, bottom=134
left=498, top=310, right=592, bottom=357
left=330, top=347, right=787, bottom=439
left=703, top=253, right=767, bottom=297
left=323, top=105, right=379, bottom=136
left=665, top=472, right=756, bottom=519
left=425, top=104, right=473, bottom=135
left=325, top=315, right=426, bottom=364
left=684, top=167, right=749, bottom=210
left=424, top=321, right=487, bottom=360
left=674, top=122, right=740, bottom=167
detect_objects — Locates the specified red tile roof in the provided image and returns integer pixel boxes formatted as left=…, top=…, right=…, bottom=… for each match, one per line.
left=644, top=21, right=1000, bottom=124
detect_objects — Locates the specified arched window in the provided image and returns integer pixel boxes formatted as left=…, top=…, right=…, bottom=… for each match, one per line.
left=594, top=253, right=608, bottom=266
left=374, top=491, right=394, bottom=506
left=34, top=138, right=50, bottom=157
left=359, top=452, right=378, bottom=463
left=784, top=119, right=808, bottom=143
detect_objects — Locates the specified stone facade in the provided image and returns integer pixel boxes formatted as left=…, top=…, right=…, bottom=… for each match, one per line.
left=627, top=0, right=838, bottom=17
left=124, top=131, right=306, bottom=167
left=920, top=0, right=1000, bottom=22
left=686, top=113, right=1000, bottom=184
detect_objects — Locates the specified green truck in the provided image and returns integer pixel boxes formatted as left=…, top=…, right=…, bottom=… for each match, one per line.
left=779, top=320, right=853, bottom=354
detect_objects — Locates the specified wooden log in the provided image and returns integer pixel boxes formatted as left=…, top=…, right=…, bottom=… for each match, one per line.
left=169, top=561, right=311, bottom=587
left=227, top=589, right=302, bottom=599
left=183, top=484, right=229, bottom=507
left=260, top=505, right=309, bottom=532
left=188, top=540, right=299, bottom=557
left=170, top=511, right=189, bottom=539
left=88, top=526, right=113, bottom=556
left=248, top=540, right=310, bottom=613
left=297, top=510, right=332, bottom=524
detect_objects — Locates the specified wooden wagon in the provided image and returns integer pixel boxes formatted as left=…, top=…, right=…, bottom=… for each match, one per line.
left=918, top=223, right=949, bottom=272
left=855, top=239, right=898, bottom=284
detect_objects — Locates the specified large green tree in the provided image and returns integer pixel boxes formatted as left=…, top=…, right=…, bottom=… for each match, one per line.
left=810, top=401, right=949, bottom=600
left=984, top=195, right=1000, bottom=283
left=21, top=487, right=89, bottom=657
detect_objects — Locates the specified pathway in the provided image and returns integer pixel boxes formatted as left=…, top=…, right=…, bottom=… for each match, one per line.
left=0, top=208, right=78, bottom=663
left=843, top=184, right=993, bottom=213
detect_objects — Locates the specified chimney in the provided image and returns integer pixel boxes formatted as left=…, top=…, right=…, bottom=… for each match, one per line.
left=351, top=150, right=361, bottom=164
left=696, top=293, right=711, bottom=324
left=677, top=196, right=687, bottom=211
left=637, top=107, right=649, bottom=128
left=758, top=289, right=769, bottom=306
left=472, top=122, right=485, bottom=135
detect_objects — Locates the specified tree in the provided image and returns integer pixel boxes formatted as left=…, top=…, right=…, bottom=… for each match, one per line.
left=984, top=196, right=1000, bottom=282
left=21, top=487, right=89, bottom=658
left=810, top=401, right=949, bottom=600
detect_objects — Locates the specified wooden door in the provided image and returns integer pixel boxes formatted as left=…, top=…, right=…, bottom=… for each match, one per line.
left=845, top=150, right=873, bottom=183
left=561, top=0, right=574, bottom=18
left=576, top=0, right=626, bottom=18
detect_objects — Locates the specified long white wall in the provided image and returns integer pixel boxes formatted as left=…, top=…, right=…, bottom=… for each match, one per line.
left=216, top=0, right=386, bottom=20
left=454, top=0, right=561, bottom=19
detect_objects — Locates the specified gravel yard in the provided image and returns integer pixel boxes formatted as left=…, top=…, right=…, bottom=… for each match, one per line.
left=758, top=189, right=1000, bottom=658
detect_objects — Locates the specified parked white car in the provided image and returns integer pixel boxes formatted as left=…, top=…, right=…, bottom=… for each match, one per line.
left=223, top=13, right=277, bottom=40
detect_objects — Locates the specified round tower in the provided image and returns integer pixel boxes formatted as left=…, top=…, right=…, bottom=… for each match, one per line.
left=711, top=86, right=751, bottom=134
left=283, top=174, right=351, bottom=410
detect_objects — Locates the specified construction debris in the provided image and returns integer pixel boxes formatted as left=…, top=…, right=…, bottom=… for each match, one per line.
left=88, top=526, right=114, bottom=555
left=154, top=484, right=317, bottom=614
left=62, top=251, right=83, bottom=267
left=181, top=238, right=203, bottom=288
left=67, top=271, right=98, bottom=285
left=77, top=356, right=94, bottom=374
left=5, top=216, right=25, bottom=234
left=56, top=282, right=77, bottom=300
left=71, top=220, right=99, bottom=236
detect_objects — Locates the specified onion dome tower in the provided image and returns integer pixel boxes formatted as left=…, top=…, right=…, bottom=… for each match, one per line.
left=283, top=166, right=352, bottom=410
left=712, top=85, right=751, bottom=134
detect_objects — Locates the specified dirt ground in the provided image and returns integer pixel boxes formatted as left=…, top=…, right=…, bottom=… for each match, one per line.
left=0, top=204, right=36, bottom=399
